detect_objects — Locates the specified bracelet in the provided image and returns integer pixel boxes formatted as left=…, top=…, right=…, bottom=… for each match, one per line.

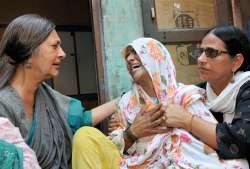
left=124, top=125, right=137, bottom=143
left=188, top=114, right=195, bottom=132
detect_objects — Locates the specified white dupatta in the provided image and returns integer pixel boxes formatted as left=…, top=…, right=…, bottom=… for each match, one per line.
left=206, top=71, right=250, bottom=123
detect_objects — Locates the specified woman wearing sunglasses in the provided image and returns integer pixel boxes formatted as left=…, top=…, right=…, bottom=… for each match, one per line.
left=106, top=37, right=247, bottom=168
left=165, top=25, right=250, bottom=162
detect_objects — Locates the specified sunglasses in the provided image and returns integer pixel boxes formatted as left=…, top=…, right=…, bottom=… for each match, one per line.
left=198, top=47, right=228, bottom=58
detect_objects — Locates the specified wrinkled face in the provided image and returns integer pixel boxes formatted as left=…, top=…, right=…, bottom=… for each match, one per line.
left=125, top=49, right=151, bottom=84
left=197, top=33, right=235, bottom=85
left=30, top=30, right=66, bottom=80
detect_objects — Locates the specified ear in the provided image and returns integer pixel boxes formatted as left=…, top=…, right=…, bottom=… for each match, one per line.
left=232, top=53, right=244, bottom=72
left=24, top=57, right=33, bottom=69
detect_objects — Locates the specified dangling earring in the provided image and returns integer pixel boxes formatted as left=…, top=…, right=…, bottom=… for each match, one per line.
left=230, top=71, right=235, bottom=83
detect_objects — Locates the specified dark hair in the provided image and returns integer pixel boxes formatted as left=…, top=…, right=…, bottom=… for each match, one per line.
left=0, top=14, right=55, bottom=65
left=206, top=25, right=250, bottom=72
left=123, top=45, right=136, bottom=58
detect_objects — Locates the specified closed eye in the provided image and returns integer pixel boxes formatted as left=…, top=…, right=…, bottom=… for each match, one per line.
left=50, top=40, right=61, bottom=48
left=51, top=44, right=59, bottom=49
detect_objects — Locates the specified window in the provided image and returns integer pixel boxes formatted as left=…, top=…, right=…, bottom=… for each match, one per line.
left=141, top=0, right=233, bottom=84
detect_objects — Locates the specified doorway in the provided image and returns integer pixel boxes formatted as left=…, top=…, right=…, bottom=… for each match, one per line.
left=0, top=0, right=101, bottom=109
left=54, top=27, right=98, bottom=109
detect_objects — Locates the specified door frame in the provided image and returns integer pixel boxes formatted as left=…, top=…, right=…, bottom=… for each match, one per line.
left=90, top=0, right=107, bottom=104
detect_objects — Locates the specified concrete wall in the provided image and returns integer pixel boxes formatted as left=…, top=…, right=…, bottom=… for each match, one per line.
left=101, top=0, right=144, bottom=99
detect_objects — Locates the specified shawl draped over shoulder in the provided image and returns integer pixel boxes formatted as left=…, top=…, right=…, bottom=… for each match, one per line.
left=0, top=83, right=92, bottom=169
left=110, top=38, right=249, bottom=169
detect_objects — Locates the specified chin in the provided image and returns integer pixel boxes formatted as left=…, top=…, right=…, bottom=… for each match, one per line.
left=133, top=77, right=141, bottom=84
left=51, top=70, right=60, bottom=77
left=45, top=73, right=58, bottom=80
left=200, top=76, right=211, bottom=82
left=199, top=73, right=207, bottom=81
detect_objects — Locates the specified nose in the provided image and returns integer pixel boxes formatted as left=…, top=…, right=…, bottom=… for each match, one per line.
left=126, top=53, right=136, bottom=63
left=197, top=51, right=207, bottom=64
left=58, top=46, right=66, bottom=59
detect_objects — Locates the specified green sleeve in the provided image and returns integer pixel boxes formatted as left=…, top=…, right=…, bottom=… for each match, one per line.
left=67, top=98, right=93, bottom=133
left=0, top=139, right=24, bottom=169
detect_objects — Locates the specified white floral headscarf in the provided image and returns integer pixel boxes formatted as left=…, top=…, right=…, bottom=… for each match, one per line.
left=126, top=37, right=177, bottom=99
left=118, top=38, right=208, bottom=123
left=110, top=38, right=248, bottom=169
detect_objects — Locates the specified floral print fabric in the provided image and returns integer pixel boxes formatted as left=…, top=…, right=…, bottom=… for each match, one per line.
left=0, top=117, right=40, bottom=169
left=110, top=38, right=248, bottom=168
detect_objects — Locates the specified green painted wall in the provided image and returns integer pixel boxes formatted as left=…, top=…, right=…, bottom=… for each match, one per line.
left=101, top=0, right=144, bottom=99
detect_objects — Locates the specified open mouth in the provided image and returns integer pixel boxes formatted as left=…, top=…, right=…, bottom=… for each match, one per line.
left=130, top=63, right=141, bottom=71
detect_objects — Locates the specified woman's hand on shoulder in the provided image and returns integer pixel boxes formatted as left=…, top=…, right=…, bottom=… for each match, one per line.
left=130, top=104, right=169, bottom=139
left=164, top=104, right=192, bottom=131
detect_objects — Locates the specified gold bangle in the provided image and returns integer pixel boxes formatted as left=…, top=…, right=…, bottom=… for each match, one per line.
left=188, top=114, right=195, bottom=132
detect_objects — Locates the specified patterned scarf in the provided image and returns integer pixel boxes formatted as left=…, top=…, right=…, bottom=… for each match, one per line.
left=110, top=38, right=248, bottom=169
left=119, top=38, right=178, bottom=123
